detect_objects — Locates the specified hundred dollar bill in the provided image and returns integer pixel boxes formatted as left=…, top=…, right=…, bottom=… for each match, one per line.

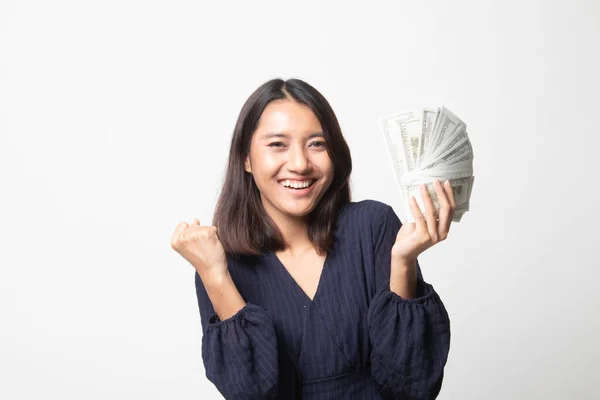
left=427, top=106, right=465, bottom=157
left=453, top=212, right=464, bottom=222
left=452, top=202, right=470, bottom=222
left=452, top=201, right=471, bottom=222
left=466, top=175, right=475, bottom=201
left=400, top=176, right=474, bottom=223
left=380, top=110, right=422, bottom=172
left=432, top=124, right=468, bottom=160
left=442, top=143, right=475, bottom=165
left=392, top=111, right=419, bottom=172
left=420, top=134, right=473, bottom=170
left=418, top=108, right=438, bottom=167
left=398, top=113, right=423, bottom=172
left=379, top=113, right=408, bottom=193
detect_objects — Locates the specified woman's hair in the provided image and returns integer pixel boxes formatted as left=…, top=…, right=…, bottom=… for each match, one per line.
left=212, top=78, right=352, bottom=257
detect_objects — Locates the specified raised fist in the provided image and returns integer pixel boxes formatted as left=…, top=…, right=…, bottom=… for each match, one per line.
left=170, top=218, right=228, bottom=279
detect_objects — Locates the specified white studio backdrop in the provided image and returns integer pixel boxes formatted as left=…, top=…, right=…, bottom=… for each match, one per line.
left=1, top=0, right=598, bottom=399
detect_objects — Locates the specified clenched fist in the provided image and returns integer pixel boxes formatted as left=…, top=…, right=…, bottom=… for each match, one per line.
left=170, top=218, right=228, bottom=279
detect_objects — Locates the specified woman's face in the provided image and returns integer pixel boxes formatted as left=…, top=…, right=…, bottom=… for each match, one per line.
left=245, top=99, right=334, bottom=222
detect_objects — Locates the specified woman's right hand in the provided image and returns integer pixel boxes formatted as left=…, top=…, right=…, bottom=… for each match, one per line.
left=170, top=218, right=228, bottom=280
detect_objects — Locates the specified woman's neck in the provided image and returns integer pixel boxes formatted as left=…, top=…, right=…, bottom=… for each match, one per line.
left=270, top=212, right=314, bottom=257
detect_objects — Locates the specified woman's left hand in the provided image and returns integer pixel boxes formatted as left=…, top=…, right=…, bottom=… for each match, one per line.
left=391, top=180, right=456, bottom=263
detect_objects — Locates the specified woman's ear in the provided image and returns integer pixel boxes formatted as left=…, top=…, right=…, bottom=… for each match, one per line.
left=244, top=156, right=252, bottom=173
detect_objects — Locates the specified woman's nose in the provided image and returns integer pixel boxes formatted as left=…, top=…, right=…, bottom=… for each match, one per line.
left=287, top=145, right=310, bottom=172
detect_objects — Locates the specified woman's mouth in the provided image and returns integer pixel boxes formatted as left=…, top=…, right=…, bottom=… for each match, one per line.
left=278, top=179, right=317, bottom=195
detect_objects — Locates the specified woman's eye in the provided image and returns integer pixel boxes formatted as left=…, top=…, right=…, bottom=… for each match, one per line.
left=310, top=141, right=326, bottom=148
left=268, top=142, right=285, bottom=148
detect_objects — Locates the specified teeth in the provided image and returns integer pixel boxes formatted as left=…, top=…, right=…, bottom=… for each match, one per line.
left=280, top=179, right=313, bottom=189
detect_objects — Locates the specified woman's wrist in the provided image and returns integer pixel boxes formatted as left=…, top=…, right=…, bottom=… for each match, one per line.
left=199, top=268, right=246, bottom=321
left=198, top=266, right=231, bottom=289
left=389, top=257, right=417, bottom=299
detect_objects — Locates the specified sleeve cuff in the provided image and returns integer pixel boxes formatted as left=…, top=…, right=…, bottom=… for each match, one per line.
left=378, top=278, right=438, bottom=304
left=207, top=302, right=265, bottom=329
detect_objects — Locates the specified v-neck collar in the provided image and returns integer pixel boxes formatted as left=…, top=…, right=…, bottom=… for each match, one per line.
left=269, top=250, right=332, bottom=304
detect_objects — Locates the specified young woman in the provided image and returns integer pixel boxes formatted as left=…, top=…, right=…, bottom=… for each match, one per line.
left=171, top=78, right=454, bottom=399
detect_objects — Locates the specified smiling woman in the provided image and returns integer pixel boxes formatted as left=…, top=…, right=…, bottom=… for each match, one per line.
left=213, top=79, right=352, bottom=257
left=243, top=100, right=335, bottom=241
left=173, top=78, right=453, bottom=399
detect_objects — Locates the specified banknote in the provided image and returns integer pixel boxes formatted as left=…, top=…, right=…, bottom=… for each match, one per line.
left=379, top=106, right=475, bottom=223
left=427, top=107, right=465, bottom=156
left=400, top=176, right=473, bottom=223
left=386, top=110, right=420, bottom=172
left=379, top=112, right=408, bottom=190
left=419, top=108, right=438, bottom=166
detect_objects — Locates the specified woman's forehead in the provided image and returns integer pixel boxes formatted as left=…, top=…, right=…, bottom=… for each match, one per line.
left=256, top=100, right=322, bottom=134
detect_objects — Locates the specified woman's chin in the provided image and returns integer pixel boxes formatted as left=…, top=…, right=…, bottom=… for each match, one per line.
left=283, top=208, right=312, bottom=218
left=278, top=202, right=315, bottom=218
left=261, top=190, right=322, bottom=220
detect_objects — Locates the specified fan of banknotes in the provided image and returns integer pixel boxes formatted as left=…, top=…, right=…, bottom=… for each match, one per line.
left=378, top=106, right=474, bottom=223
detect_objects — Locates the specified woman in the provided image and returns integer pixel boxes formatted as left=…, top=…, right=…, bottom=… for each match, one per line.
left=171, top=78, right=454, bottom=399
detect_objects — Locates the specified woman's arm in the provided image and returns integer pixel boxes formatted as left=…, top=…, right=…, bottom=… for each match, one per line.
left=197, top=266, right=246, bottom=321
left=195, top=270, right=280, bottom=399
left=389, top=258, right=418, bottom=300
left=367, top=202, right=451, bottom=400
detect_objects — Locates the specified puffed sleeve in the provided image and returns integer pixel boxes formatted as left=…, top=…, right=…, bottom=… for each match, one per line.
left=366, top=204, right=451, bottom=400
left=195, top=271, right=280, bottom=399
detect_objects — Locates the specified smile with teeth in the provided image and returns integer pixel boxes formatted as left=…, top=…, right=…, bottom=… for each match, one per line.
left=279, top=179, right=316, bottom=190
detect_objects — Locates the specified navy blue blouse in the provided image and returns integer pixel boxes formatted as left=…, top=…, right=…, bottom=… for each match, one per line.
left=194, top=200, right=451, bottom=399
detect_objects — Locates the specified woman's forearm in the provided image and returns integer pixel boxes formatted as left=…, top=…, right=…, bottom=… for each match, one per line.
left=197, top=266, right=246, bottom=321
left=389, top=257, right=418, bottom=299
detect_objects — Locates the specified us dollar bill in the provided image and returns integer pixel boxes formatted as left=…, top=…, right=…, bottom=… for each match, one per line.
left=418, top=108, right=438, bottom=167
left=379, top=113, right=407, bottom=192
left=380, top=110, right=420, bottom=173
left=379, top=105, right=475, bottom=223
left=428, top=107, right=465, bottom=157
left=400, top=176, right=474, bottom=223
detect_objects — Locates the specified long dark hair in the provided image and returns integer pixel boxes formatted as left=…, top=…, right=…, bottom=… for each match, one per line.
left=212, top=78, right=352, bottom=257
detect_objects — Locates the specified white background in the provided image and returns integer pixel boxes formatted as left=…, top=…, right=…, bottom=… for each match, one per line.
left=1, top=0, right=599, bottom=399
